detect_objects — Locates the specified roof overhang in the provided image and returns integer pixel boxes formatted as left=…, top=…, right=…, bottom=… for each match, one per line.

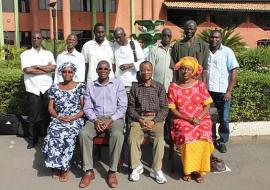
left=164, top=1, right=270, bottom=12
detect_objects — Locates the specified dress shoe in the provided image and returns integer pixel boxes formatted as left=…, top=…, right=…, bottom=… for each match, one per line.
left=218, top=143, right=227, bottom=153
left=27, top=143, right=35, bottom=149
left=108, top=172, right=118, bottom=188
left=79, top=171, right=95, bottom=188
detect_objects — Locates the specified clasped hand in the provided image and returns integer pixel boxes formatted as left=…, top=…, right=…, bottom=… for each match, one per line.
left=95, top=118, right=113, bottom=132
left=58, top=115, right=73, bottom=122
left=139, top=118, right=155, bottom=131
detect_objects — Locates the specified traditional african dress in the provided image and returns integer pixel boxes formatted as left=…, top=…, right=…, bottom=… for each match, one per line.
left=168, top=81, right=214, bottom=175
left=42, top=83, right=85, bottom=170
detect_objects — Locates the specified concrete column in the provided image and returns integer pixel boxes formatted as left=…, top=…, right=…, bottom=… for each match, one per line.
left=0, top=0, right=4, bottom=47
left=153, top=0, right=162, bottom=20
left=105, top=0, right=109, bottom=35
left=30, top=0, right=39, bottom=32
left=49, top=0, right=58, bottom=40
left=14, top=0, right=20, bottom=47
left=91, top=0, right=96, bottom=36
left=130, top=0, right=135, bottom=34
left=142, top=0, right=152, bottom=20
left=62, top=0, right=71, bottom=39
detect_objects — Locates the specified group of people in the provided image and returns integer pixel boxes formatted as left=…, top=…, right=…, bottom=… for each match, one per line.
left=20, top=20, right=239, bottom=188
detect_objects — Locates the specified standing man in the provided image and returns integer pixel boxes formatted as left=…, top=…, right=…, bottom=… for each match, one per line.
left=54, top=34, right=85, bottom=83
left=208, top=29, right=239, bottom=153
left=81, top=23, right=114, bottom=83
left=21, top=31, right=56, bottom=149
left=79, top=60, right=127, bottom=188
left=128, top=61, right=168, bottom=184
left=113, top=27, right=145, bottom=92
left=171, top=20, right=209, bottom=83
left=148, top=28, right=173, bottom=92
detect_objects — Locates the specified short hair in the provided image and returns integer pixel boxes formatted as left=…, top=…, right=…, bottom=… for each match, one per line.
left=66, top=33, right=78, bottom=41
left=114, top=27, right=125, bottom=35
left=139, top=60, right=153, bottom=70
left=94, top=23, right=105, bottom=32
left=32, top=31, right=42, bottom=38
left=97, top=60, right=110, bottom=69
left=161, top=28, right=172, bottom=34
left=210, top=29, right=222, bottom=37
left=184, top=20, right=197, bottom=29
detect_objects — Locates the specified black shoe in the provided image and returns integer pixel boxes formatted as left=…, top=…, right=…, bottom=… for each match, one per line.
left=27, top=143, right=35, bottom=149
left=213, top=141, right=219, bottom=149
left=218, top=143, right=227, bottom=153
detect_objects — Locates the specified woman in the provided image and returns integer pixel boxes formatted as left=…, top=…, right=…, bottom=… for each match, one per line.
left=42, top=62, right=85, bottom=182
left=168, top=56, right=213, bottom=183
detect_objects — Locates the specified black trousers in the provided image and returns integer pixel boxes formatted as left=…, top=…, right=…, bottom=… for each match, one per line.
left=28, top=91, right=50, bottom=143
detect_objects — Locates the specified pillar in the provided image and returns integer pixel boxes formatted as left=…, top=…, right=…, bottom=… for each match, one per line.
left=14, top=0, right=20, bottom=47
left=62, top=0, right=71, bottom=39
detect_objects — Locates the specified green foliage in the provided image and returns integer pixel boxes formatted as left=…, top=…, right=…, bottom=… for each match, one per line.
left=197, top=28, right=247, bottom=53
left=41, top=39, right=66, bottom=56
left=0, top=68, right=28, bottom=115
left=0, top=45, right=26, bottom=68
left=237, top=47, right=270, bottom=72
left=230, top=71, right=270, bottom=121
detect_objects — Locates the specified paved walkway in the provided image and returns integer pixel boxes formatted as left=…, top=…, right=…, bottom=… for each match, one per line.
left=0, top=135, right=270, bottom=190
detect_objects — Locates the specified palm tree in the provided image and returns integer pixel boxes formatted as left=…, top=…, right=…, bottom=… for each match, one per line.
left=197, top=28, right=246, bottom=53
left=41, top=39, right=66, bottom=56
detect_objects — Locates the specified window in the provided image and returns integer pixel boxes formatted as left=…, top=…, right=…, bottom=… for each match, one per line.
left=71, top=0, right=91, bottom=11
left=96, top=0, right=116, bottom=13
left=210, top=12, right=245, bottom=28
left=20, top=31, right=31, bottom=47
left=2, top=0, right=14, bottom=12
left=4, top=31, right=15, bottom=45
left=19, top=0, right=30, bottom=13
left=251, top=12, right=270, bottom=30
left=39, top=0, right=62, bottom=10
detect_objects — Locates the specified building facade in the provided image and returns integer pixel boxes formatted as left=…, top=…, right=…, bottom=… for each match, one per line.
left=1, top=0, right=270, bottom=48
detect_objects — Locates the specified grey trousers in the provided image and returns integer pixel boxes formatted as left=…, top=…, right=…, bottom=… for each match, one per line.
left=79, top=118, right=125, bottom=172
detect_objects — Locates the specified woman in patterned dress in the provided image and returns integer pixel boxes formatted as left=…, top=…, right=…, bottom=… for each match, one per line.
left=168, top=57, right=213, bottom=183
left=42, top=62, right=85, bottom=182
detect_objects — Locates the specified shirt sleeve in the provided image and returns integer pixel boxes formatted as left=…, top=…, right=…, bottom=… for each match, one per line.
left=48, top=85, right=55, bottom=99
left=167, top=83, right=176, bottom=109
left=127, top=84, right=141, bottom=122
left=201, top=42, right=209, bottom=70
left=111, top=81, right=128, bottom=121
left=148, top=48, right=156, bottom=71
left=170, top=43, right=179, bottom=69
left=227, top=48, right=239, bottom=71
left=83, top=84, right=97, bottom=121
left=76, top=55, right=86, bottom=82
left=133, top=41, right=146, bottom=71
left=81, top=43, right=89, bottom=63
left=152, top=84, right=169, bottom=123
left=48, top=51, right=56, bottom=65
left=21, top=51, right=29, bottom=70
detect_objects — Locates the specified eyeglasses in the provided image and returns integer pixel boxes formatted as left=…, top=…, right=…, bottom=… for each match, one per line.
left=62, top=70, right=73, bottom=74
left=97, top=67, right=109, bottom=71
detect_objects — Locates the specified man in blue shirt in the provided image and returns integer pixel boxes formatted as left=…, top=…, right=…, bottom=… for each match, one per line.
left=207, top=29, right=239, bottom=153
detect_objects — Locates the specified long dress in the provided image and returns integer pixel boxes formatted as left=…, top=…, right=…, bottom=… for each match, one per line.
left=42, top=83, right=85, bottom=170
left=168, top=81, right=214, bottom=175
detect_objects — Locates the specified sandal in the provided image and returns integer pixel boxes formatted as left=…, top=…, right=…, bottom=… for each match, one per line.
left=192, top=172, right=204, bottom=183
left=52, top=168, right=60, bottom=179
left=182, top=175, right=191, bottom=182
left=59, top=170, right=69, bottom=182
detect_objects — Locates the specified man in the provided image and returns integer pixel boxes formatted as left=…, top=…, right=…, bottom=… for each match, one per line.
left=81, top=23, right=114, bottom=83
left=113, top=27, right=145, bottom=91
left=54, top=34, right=85, bottom=83
left=79, top=60, right=127, bottom=188
left=21, top=31, right=56, bottom=149
left=208, top=29, right=239, bottom=153
left=128, top=61, right=168, bottom=184
left=148, top=28, right=173, bottom=92
left=171, top=20, right=209, bottom=83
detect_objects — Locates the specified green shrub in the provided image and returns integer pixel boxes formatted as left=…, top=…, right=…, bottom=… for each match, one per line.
left=231, top=70, right=270, bottom=121
left=237, top=48, right=270, bottom=72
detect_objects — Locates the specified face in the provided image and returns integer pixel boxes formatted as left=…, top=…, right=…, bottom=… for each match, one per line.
left=66, top=35, right=77, bottom=50
left=180, top=65, right=194, bottom=81
left=161, top=29, right=172, bottom=46
left=96, top=62, right=111, bottom=80
left=32, top=32, right=42, bottom=48
left=209, top=31, right=222, bottom=49
left=184, top=24, right=197, bottom=39
left=94, top=26, right=105, bottom=44
left=62, top=67, right=74, bottom=82
left=140, top=63, right=153, bottom=81
left=114, top=30, right=126, bottom=45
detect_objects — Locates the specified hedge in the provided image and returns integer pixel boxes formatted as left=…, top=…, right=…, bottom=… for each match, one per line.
left=0, top=68, right=269, bottom=122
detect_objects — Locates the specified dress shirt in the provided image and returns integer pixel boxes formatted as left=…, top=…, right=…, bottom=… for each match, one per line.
left=21, top=47, right=56, bottom=96
left=81, top=38, right=114, bottom=83
left=207, top=44, right=239, bottom=93
left=54, top=49, right=85, bottom=83
left=84, top=78, right=127, bottom=121
left=148, top=43, right=173, bottom=92
left=113, top=40, right=146, bottom=87
left=128, top=80, right=168, bottom=123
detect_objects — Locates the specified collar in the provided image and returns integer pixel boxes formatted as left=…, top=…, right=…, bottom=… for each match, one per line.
left=158, top=42, right=172, bottom=49
left=31, top=47, right=44, bottom=53
left=138, top=79, right=158, bottom=88
left=92, top=38, right=110, bottom=46
left=63, top=49, right=78, bottom=56
left=179, top=37, right=201, bottom=45
left=93, top=77, right=114, bottom=86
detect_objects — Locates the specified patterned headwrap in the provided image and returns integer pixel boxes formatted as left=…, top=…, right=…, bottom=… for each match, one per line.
left=174, top=56, right=203, bottom=78
left=58, top=62, right=77, bottom=74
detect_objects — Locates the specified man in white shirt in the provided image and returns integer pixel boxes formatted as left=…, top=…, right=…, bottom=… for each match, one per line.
left=21, top=31, right=56, bottom=149
left=81, top=23, right=114, bottom=83
left=113, top=27, right=145, bottom=91
left=54, top=34, right=85, bottom=83
left=207, top=29, right=239, bottom=153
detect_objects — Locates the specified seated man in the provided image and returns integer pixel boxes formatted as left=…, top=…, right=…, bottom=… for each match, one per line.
left=128, top=61, right=169, bottom=184
left=79, top=60, right=127, bottom=188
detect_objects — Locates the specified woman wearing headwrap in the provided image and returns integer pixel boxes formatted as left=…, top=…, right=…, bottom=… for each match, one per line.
left=42, top=62, right=85, bottom=182
left=168, top=56, right=213, bottom=183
